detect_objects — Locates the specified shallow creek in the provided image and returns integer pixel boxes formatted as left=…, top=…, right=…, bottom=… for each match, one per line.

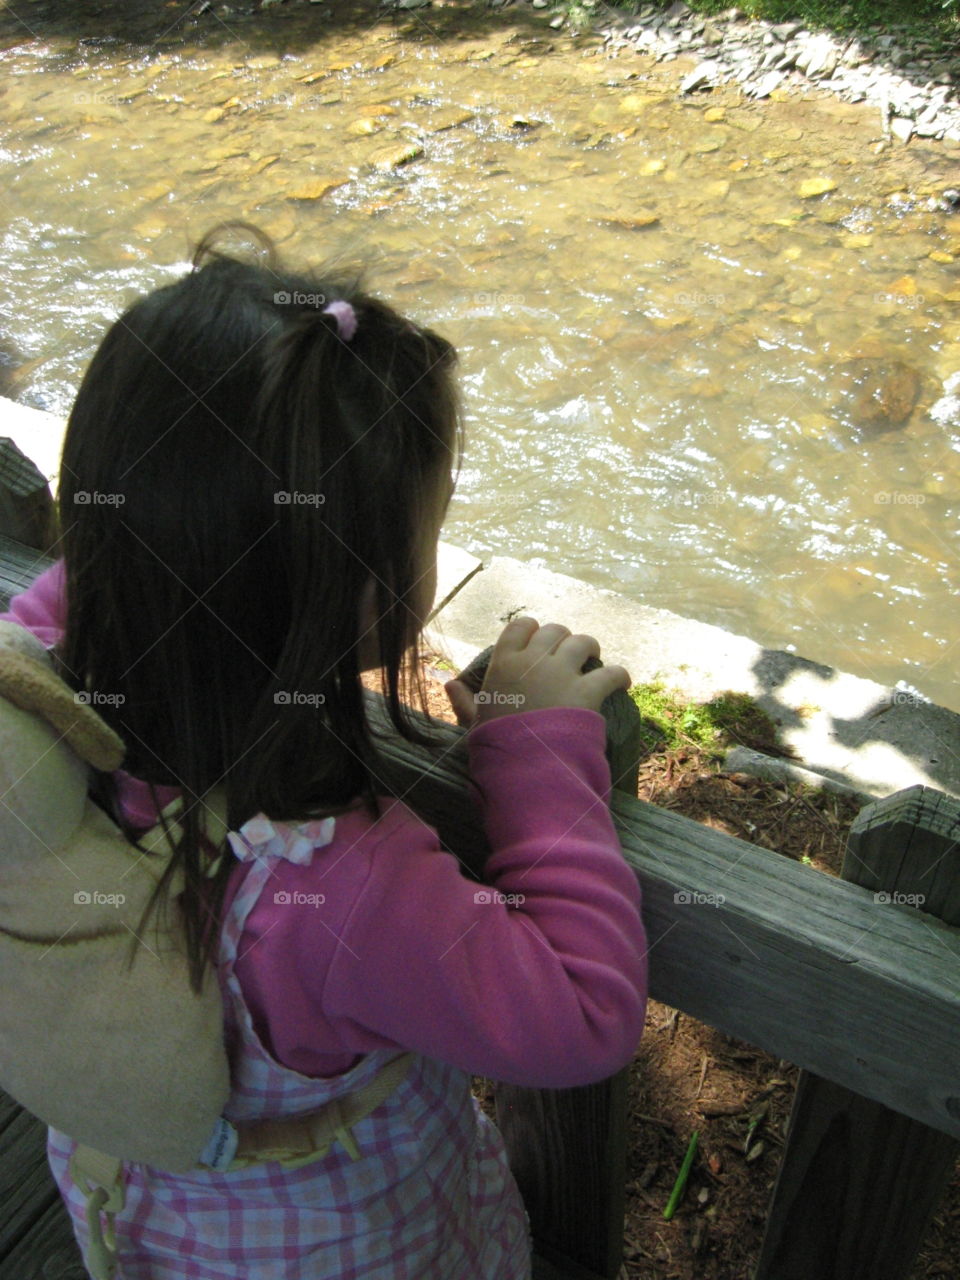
left=1, top=1, right=958, bottom=708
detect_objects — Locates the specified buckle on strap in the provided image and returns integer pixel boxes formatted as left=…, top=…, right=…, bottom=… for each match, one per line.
left=229, top=1092, right=361, bottom=1169
left=227, top=1051, right=414, bottom=1171
left=69, top=1146, right=124, bottom=1280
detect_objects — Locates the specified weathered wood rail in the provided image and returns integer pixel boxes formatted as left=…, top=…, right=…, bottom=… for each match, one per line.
left=0, top=436, right=957, bottom=1279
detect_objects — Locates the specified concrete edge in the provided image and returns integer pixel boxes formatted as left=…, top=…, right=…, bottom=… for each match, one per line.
left=3, top=395, right=956, bottom=802
left=425, top=552, right=960, bottom=803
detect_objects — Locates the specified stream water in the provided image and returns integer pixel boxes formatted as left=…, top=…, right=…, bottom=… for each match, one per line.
left=1, top=1, right=958, bottom=709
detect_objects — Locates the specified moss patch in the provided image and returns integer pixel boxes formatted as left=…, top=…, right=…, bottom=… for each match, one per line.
left=628, top=682, right=787, bottom=758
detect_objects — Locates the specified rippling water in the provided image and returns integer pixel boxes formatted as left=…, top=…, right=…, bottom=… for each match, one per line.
left=1, top=1, right=958, bottom=708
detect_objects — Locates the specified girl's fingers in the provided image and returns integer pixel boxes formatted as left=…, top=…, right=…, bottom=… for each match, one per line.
left=561, top=632, right=602, bottom=667
left=527, top=622, right=572, bottom=655
left=494, top=616, right=540, bottom=653
left=444, top=679, right=478, bottom=727
left=582, top=664, right=632, bottom=702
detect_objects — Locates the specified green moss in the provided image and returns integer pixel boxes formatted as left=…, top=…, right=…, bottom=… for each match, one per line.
left=628, top=682, right=782, bottom=758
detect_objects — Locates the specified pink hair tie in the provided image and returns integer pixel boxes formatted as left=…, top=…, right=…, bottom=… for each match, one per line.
left=322, top=299, right=357, bottom=342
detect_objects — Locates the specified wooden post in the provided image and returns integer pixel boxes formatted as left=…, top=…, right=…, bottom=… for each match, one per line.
left=755, top=785, right=960, bottom=1280
left=0, top=439, right=57, bottom=555
left=456, top=647, right=642, bottom=1280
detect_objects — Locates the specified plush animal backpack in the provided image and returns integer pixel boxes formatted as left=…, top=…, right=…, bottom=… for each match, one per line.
left=0, top=620, right=411, bottom=1278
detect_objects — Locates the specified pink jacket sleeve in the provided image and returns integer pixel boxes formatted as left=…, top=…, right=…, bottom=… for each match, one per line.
left=0, top=558, right=180, bottom=826
left=0, top=559, right=66, bottom=647
left=314, top=708, right=648, bottom=1088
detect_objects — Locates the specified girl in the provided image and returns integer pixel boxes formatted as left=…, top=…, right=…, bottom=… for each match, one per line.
left=2, top=221, right=648, bottom=1278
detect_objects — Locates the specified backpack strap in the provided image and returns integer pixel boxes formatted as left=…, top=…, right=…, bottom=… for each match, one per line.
left=226, top=1050, right=415, bottom=1172
left=69, top=1145, right=124, bottom=1280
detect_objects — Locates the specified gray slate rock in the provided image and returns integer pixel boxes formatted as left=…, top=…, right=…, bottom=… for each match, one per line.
left=680, top=61, right=718, bottom=93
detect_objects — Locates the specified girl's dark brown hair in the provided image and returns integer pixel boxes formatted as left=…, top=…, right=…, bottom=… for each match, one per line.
left=56, top=221, right=461, bottom=994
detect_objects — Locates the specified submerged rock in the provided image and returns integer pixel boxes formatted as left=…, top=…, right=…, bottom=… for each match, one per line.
left=798, top=176, right=837, bottom=199
left=347, top=117, right=383, bottom=136
left=692, top=130, right=726, bottom=153
left=597, top=209, right=660, bottom=229
left=836, top=358, right=922, bottom=434
left=286, top=177, right=348, bottom=200
left=370, top=139, right=424, bottom=169
left=421, top=106, right=474, bottom=132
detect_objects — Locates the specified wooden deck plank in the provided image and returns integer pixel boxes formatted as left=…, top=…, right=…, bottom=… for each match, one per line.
left=0, top=1091, right=82, bottom=1278
left=0, top=1196, right=85, bottom=1280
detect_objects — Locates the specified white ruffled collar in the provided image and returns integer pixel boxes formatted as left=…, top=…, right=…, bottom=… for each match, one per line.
left=226, top=813, right=336, bottom=866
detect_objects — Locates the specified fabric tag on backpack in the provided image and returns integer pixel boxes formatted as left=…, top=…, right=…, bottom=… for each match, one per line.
left=198, top=1115, right=239, bottom=1171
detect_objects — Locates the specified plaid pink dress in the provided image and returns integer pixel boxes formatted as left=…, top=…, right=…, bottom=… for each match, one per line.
left=46, top=814, right=533, bottom=1278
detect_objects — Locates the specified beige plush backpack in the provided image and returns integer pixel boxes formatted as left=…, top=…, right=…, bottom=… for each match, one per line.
left=0, top=620, right=411, bottom=1278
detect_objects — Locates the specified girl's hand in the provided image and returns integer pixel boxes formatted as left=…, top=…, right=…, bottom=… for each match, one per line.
left=443, top=617, right=630, bottom=727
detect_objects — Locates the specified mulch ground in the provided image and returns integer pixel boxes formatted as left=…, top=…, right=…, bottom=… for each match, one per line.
left=363, top=652, right=960, bottom=1279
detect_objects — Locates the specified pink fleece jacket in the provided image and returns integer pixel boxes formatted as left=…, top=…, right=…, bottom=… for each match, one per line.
left=2, top=561, right=647, bottom=1088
